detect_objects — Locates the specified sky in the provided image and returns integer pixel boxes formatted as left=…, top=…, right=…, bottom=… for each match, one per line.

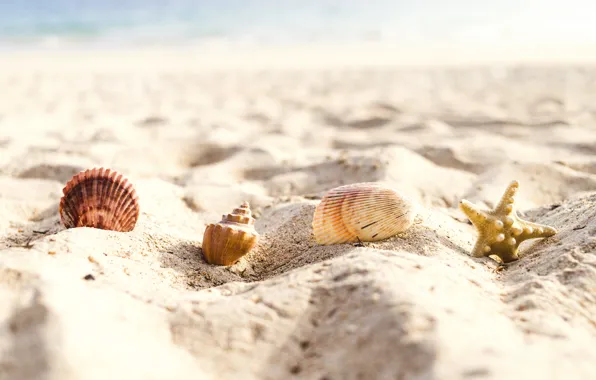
left=0, top=0, right=594, bottom=47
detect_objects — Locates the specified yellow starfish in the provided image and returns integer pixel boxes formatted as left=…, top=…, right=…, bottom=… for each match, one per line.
left=459, top=180, right=557, bottom=263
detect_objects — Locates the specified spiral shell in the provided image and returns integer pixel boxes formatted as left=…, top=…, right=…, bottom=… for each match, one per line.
left=59, top=168, right=140, bottom=232
left=312, top=182, right=416, bottom=245
left=202, top=201, right=259, bottom=266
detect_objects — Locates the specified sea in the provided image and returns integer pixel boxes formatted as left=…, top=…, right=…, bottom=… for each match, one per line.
left=0, top=0, right=595, bottom=50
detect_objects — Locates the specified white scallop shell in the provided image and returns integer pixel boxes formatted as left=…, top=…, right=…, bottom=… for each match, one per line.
left=312, top=182, right=416, bottom=245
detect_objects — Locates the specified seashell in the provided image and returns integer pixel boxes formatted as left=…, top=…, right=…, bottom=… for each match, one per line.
left=312, top=182, right=416, bottom=245
left=59, top=167, right=140, bottom=232
left=202, top=201, right=259, bottom=266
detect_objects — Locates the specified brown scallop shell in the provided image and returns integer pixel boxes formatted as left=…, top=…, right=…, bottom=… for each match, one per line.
left=202, top=201, right=259, bottom=266
left=312, top=182, right=416, bottom=245
left=59, top=167, right=140, bottom=232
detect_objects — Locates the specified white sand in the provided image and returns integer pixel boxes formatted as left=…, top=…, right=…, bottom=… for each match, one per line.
left=0, top=45, right=595, bottom=380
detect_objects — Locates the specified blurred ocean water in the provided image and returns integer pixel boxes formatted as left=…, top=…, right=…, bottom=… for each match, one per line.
left=0, top=0, right=596, bottom=49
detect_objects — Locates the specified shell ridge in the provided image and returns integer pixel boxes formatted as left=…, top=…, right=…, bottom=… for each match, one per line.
left=83, top=170, right=95, bottom=228
left=103, top=172, right=138, bottom=232
left=314, top=198, right=348, bottom=241
left=91, top=169, right=105, bottom=228
left=361, top=209, right=413, bottom=238
left=96, top=168, right=109, bottom=226
left=119, top=197, right=140, bottom=231
left=65, top=191, right=79, bottom=227
left=113, top=178, right=136, bottom=230
left=91, top=169, right=102, bottom=228
left=313, top=195, right=353, bottom=244
left=79, top=171, right=94, bottom=227
left=109, top=170, right=124, bottom=229
left=111, top=181, right=134, bottom=229
left=202, top=202, right=258, bottom=265
left=78, top=170, right=92, bottom=227
left=59, top=168, right=140, bottom=232
left=84, top=171, right=110, bottom=229
left=100, top=171, right=118, bottom=228
left=119, top=191, right=139, bottom=231
left=107, top=174, right=128, bottom=225
left=312, top=182, right=415, bottom=245
left=358, top=209, right=414, bottom=241
left=64, top=171, right=88, bottom=228
left=340, top=191, right=368, bottom=238
left=91, top=168, right=103, bottom=228
left=119, top=194, right=140, bottom=230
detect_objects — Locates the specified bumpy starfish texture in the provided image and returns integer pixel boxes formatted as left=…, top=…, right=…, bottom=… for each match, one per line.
left=459, top=180, right=557, bottom=263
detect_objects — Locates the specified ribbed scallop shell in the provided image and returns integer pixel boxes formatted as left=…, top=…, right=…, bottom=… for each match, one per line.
left=59, top=167, right=140, bottom=232
left=202, top=201, right=259, bottom=266
left=312, top=182, right=416, bottom=245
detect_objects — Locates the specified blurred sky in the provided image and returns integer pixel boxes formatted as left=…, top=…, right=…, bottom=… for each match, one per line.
left=0, top=0, right=595, bottom=47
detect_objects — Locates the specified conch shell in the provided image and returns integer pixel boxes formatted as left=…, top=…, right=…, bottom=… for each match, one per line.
left=312, top=182, right=416, bottom=245
left=59, top=167, right=140, bottom=232
left=202, top=201, right=259, bottom=266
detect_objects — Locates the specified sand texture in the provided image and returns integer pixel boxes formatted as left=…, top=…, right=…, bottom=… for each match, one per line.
left=0, top=51, right=595, bottom=380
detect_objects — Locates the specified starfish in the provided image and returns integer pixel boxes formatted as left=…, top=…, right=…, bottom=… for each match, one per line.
left=459, top=180, right=557, bottom=263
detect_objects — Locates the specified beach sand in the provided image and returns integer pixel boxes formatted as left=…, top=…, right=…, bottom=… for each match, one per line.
left=0, top=45, right=595, bottom=380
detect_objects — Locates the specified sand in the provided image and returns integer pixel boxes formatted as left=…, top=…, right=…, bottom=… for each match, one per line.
left=0, top=45, right=595, bottom=380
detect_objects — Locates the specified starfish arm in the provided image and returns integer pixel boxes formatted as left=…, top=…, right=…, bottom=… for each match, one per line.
left=518, top=219, right=557, bottom=239
left=495, top=180, right=519, bottom=215
left=459, top=199, right=489, bottom=228
left=470, top=234, right=490, bottom=258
